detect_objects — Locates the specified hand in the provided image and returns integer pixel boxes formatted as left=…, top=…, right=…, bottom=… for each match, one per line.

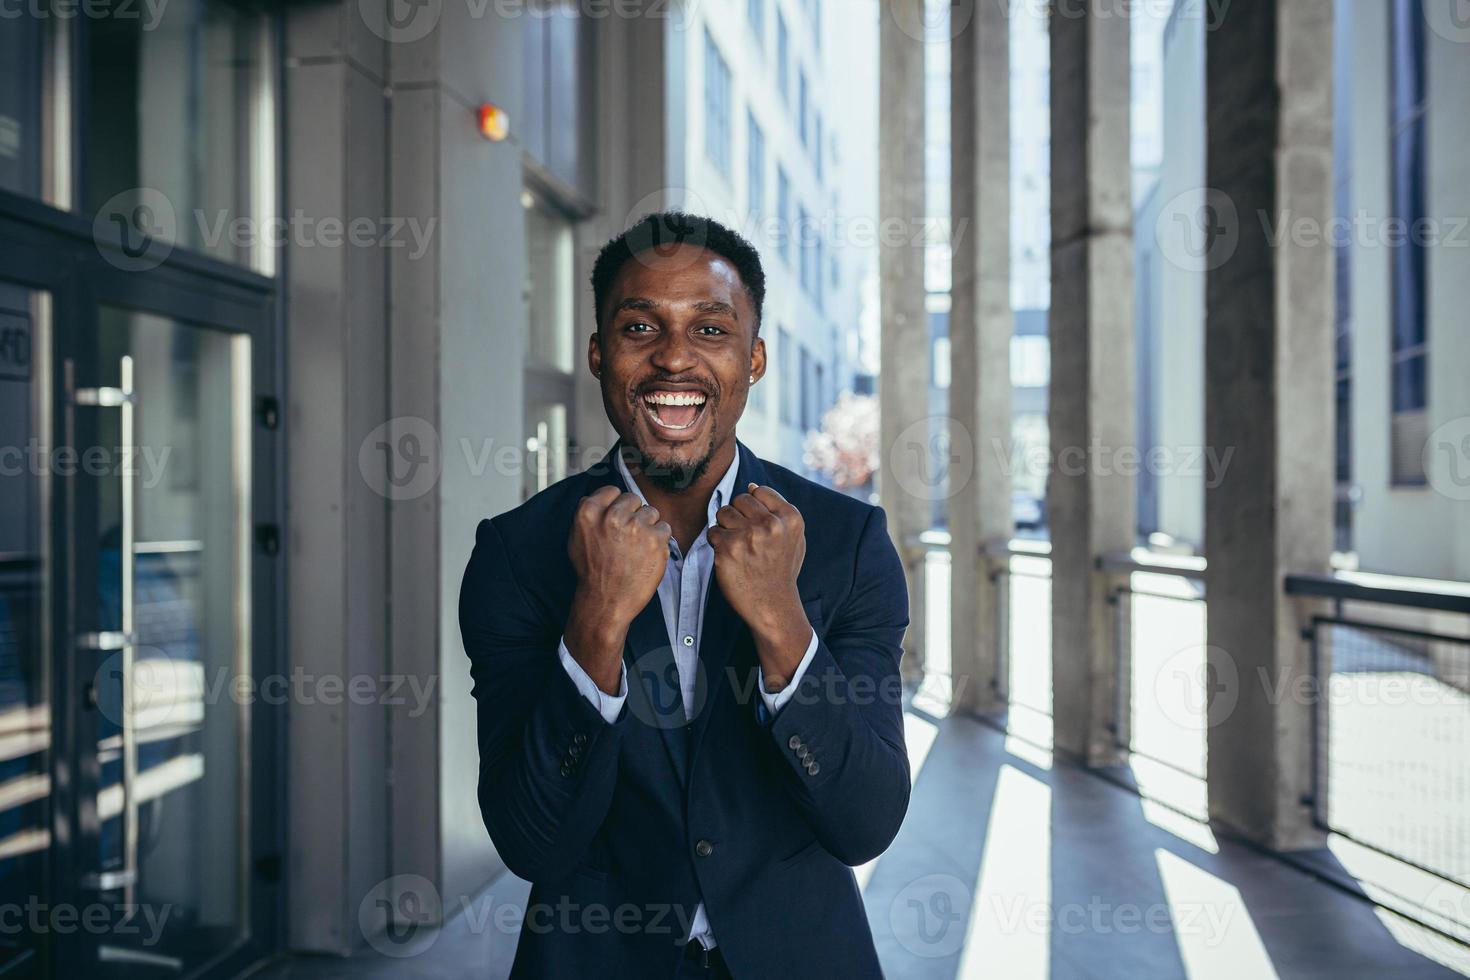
left=565, top=486, right=671, bottom=693
left=708, top=484, right=812, bottom=689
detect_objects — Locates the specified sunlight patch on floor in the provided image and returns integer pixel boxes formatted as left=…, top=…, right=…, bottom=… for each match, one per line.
left=1155, top=848, right=1279, bottom=980
left=955, top=764, right=1052, bottom=979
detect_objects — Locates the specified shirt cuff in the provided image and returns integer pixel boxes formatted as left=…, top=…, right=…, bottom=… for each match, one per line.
left=558, top=638, right=628, bottom=724
left=757, top=627, right=819, bottom=717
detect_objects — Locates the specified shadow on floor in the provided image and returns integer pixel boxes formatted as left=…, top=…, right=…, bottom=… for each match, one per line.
left=248, top=712, right=1470, bottom=980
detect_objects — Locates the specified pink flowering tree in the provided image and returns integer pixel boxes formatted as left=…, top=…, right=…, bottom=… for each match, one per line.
left=803, top=391, right=879, bottom=491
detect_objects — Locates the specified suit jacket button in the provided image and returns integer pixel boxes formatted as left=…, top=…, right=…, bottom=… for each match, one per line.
left=560, top=764, right=572, bottom=777
left=806, top=761, right=820, bottom=776
left=574, top=733, right=588, bottom=746
left=695, top=839, right=714, bottom=858
left=788, top=735, right=803, bottom=751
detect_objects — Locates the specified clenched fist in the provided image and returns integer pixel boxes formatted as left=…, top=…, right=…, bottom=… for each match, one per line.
left=708, top=484, right=813, bottom=690
left=564, top=486, right=671, bottom=694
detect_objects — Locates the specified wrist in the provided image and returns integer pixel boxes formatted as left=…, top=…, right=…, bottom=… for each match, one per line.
left=748, top=588, right=807, bottom=644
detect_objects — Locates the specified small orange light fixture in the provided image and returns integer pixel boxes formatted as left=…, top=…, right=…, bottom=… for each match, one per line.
left=478, top=103, right=509, bottom=142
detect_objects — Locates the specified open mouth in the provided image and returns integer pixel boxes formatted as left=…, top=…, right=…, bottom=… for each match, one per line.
left=639, top=388, right=710, bottom=435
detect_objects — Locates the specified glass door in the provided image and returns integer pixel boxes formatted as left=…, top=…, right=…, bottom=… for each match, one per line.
left=67, top=305, right=255, bottom=977
left=0, top=283, right=56, bottom=977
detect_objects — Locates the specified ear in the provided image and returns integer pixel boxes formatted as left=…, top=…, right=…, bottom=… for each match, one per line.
left=587, top=330, right=602, bottom=379
left=750, top=335, right=767, bottom=384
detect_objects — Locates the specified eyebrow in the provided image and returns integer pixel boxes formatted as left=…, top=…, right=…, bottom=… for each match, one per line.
left=612, top=297, right=740, bottom=320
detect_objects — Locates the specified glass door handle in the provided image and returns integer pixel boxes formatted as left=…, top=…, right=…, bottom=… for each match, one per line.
left=74, top=356, right=140, bottom=908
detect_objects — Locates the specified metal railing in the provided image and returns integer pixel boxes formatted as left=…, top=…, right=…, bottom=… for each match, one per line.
left=1099, top=551, right=1208, bottom=776
left=1287, top=572, right=1470, bottom=893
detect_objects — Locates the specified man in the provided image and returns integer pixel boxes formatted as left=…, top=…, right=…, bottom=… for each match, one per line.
left=459, top=213, right=910, bottom=979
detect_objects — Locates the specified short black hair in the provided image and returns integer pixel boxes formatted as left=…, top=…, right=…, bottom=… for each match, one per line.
left=590, top=211, right=766, bottom=337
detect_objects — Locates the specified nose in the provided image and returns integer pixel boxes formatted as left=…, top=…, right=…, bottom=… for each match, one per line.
left=649, top=329, right=699, bottom=375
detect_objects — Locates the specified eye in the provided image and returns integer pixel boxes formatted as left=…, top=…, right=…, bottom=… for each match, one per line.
left=696, top=323, right=727, bottom=336
left=624, top=321, right=654, bottom=333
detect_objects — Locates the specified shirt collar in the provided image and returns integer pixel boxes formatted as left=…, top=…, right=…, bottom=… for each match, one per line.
left=614, top=442, right=743, bottom=531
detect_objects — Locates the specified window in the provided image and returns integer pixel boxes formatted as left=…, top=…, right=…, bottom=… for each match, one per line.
left=779, top=327, right=798, bottom=426
left=86, top=0, right=277, bottom=270
left=1388, top=0, right=1427, bottom=486
left=777, top=12, right=791, bottom=107
left=798, top=205, right=813, bottom=298
left=777, top=166, right=792, bottom=266
left=798, top=69, right=810, bottom=150
left=1010, top=335, right=1049, bottom=388
left=747, top=111, right=765, bottom=216
left=747, top=0, right=765, bottom=52
left=933, top=337, right=951, bottom=389
left=800, top=346, right=814, bottom=430
left=704, top=30, right=732, bottom=178
left=813, top=113, right=823, bottom=181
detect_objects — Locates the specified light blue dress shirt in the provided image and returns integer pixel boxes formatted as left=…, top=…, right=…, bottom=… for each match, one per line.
left=557, top=447, right=819, bottom=949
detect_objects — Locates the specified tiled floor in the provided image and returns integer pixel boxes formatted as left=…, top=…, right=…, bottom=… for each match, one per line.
left=247, top=710, right=1470, bottom=980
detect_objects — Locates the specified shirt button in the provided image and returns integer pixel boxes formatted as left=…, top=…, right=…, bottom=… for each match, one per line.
left=695, top=839, right=714, bottom=858
left=683, top=635, right=694, bottom=646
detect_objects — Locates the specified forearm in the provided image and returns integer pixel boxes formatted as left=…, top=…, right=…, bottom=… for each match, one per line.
left=563, top=585, right=633, bottom=695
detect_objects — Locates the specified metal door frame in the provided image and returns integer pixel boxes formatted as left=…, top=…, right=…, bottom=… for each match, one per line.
left=0, top=188, right=284, bottom=980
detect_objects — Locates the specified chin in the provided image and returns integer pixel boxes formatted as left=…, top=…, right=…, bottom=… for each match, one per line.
left=625, top=434, right=715, bottom=493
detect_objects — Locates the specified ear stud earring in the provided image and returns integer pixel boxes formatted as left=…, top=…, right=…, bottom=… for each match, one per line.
left=749, top=374, right=755, bottom=383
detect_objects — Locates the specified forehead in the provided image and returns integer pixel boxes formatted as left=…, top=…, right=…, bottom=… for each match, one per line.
left=607, top=243, right=752, bottom=314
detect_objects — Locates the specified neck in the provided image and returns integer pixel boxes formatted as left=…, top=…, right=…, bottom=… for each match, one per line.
left=625, top=437, right=737, bottom=553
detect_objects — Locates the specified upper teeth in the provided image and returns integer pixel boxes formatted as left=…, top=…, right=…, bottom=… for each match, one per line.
left=644, top=391, right=706, bottom=406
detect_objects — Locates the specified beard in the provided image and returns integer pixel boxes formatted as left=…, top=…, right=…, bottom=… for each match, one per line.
left=618, top=430, right=716, bottom=493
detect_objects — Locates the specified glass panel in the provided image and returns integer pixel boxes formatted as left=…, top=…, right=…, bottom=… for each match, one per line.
left=523, top=400, right=568, bottom=501
left=525, top=195, right=575, bottom=373
left=0, top=286, right=51, bottom=972
left=91, top=307, right=251, bottom=970
left=0, top=17, right=45, bottom=198
left=86, top=0, right=275, bottom=271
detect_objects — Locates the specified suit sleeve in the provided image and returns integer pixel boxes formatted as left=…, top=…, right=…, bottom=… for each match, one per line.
left=459, top=517, right=626, bottom=884
left=764, top=504, right=912, bottom=866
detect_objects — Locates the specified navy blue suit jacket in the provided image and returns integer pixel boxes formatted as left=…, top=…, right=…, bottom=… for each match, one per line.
left=458, top=439, right=910, bottom=978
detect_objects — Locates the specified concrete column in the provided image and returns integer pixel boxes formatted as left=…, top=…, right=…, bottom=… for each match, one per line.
left=1047, top=4, right=1134, bottom=766
left=949, top=2, right=1010, bottom=716
left=385, top=0, right=534, bottom=926
left=1205, top=0, right=1334, bottom=850
left=282, top=3, right=390, bottom=953
left=879, top=0, right=930, bottom=681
